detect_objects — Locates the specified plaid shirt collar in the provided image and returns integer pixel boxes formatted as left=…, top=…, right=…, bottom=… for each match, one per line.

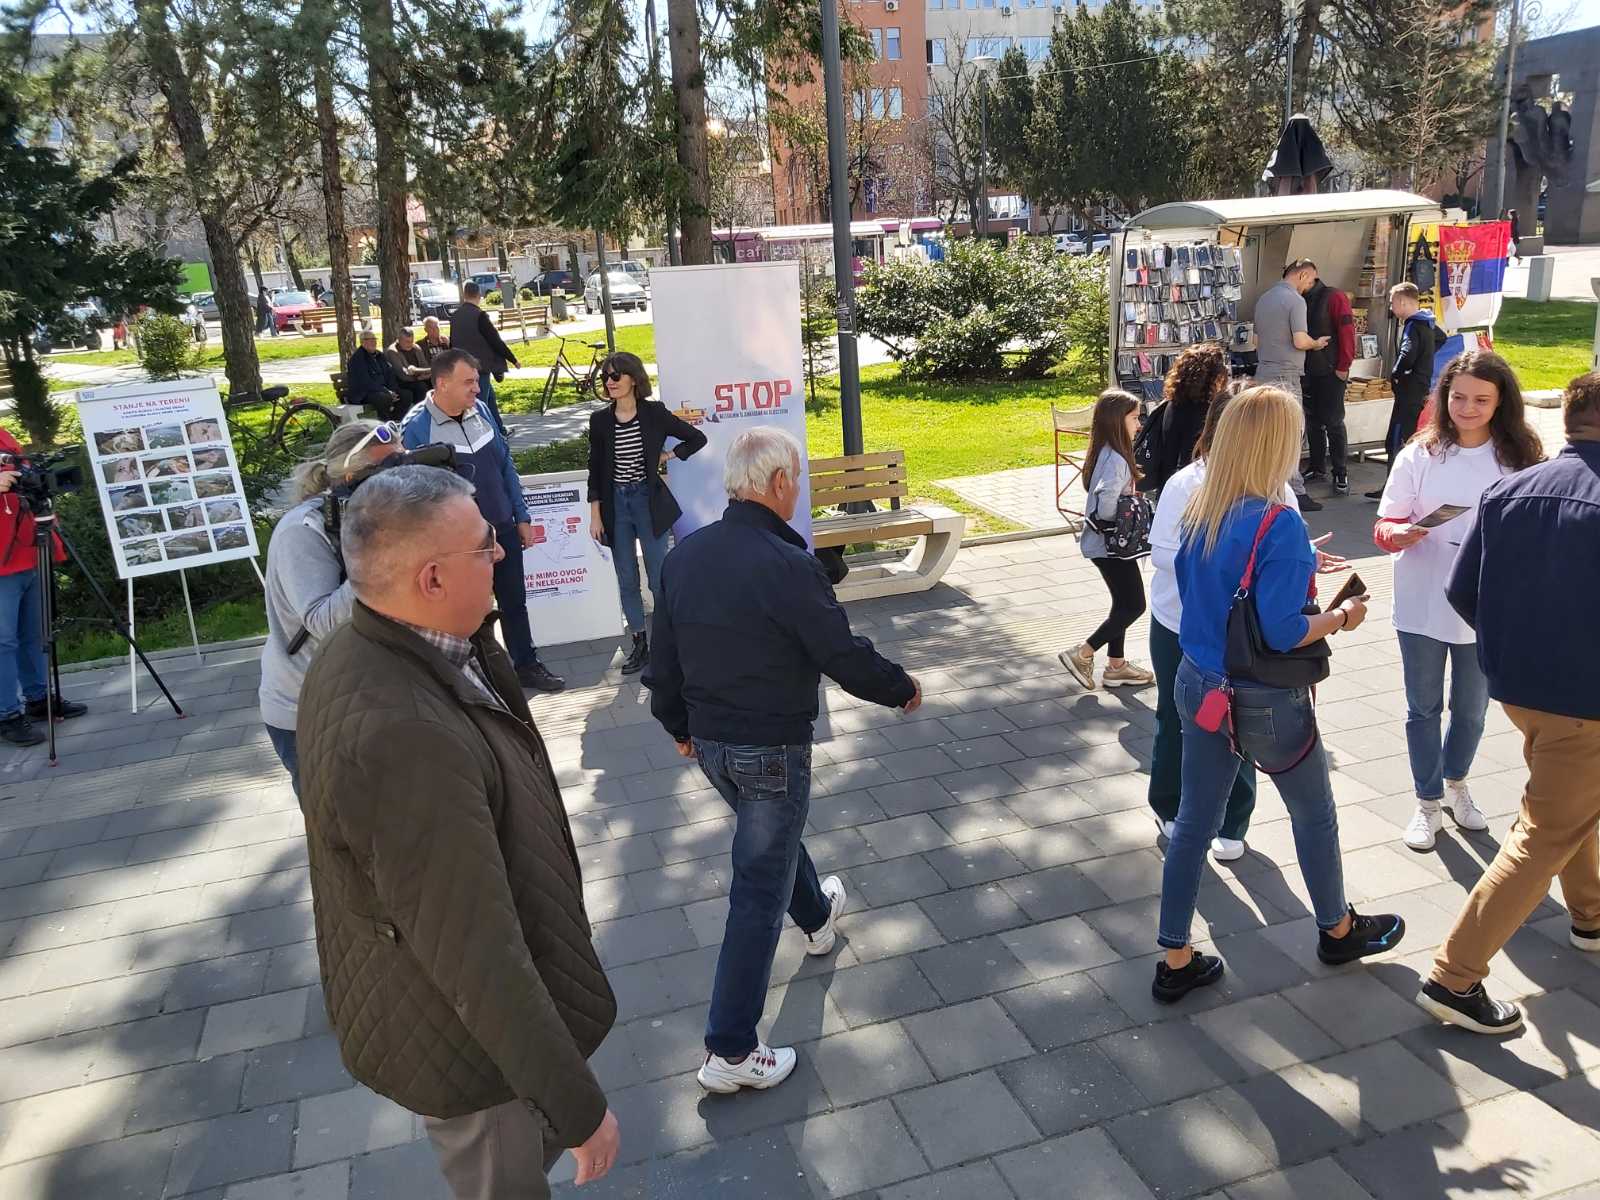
left=399, top=620, right=474, bottom=670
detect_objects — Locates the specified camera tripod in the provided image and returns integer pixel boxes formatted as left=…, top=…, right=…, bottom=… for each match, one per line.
left=30, top=510, right=182, bottom=766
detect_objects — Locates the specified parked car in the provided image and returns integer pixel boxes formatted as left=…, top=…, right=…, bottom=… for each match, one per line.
left=270, top=289, right=319, bottom=332
left=412, top=278, right=461, bottom=320
left=467, top=272, right=502, bottom=296
left=189, top=291, right=222, bottom=322
left=584, top=270, right=648, bottom=312
left=522, top=269, right=574, bottom=297
left=618, top=260, right=651, bottom=296
left=1054, top=232, right=1088, bottom=255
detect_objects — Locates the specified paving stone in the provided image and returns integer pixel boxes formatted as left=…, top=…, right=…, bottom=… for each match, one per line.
left=866, top=779, right=958, bottom=818
left=592, top=908, right=698, bottom=967
left=1189, top=995, right=1343, bottom=1077
left=241, top=1035, right=354, bottom=1107
left=998, top=822, right=1102, bottom=870
left=825, top=957, right=943, bottom=1028
left=1280, top=971, right=1432, bottom=1049
left=123, top=1052, right=248, bottom=1133
left=902, top=997, right=1033, bottom=1079
left=1296, top=1040, right=1461, bottom=1134
left=198, top=989, right=311, bottom=1058
left=1435, top=1090, right=1600, bottom=1198
left=995, top=1127, right=1155, bottom=1200
left=876, top=1161, right=1016, bottom=1200
left=998, top=862, right=1111, bottom=922
left=997, top=1041, right=1144, bottom=1135
left=1224, top=1158, right=1376, bottom=1200
left=916, top=883, right=1029, bottom=941
left=995, top=971, right=1133, bottom=1051
left=921, top=840, right=1029, bottom=888
left=842, top=900, right=945, bottom=963
left=0, top=1126, right=175, bottom=1200
left=347, top=1138, right=448, bottom=1200
left=167, top=1103, right=296, bottom=1194
left=1077, top=848, right=1166, bottom=903
left=292, top=1087, right=416, bottom=1168
left=998, top=914, right=1121, bottom=982
left=894, top=1070, right=1038, bottom=1169
left=913, top=934, right=1033, bottom=1004
left=930, top=798, right=1028, bottom=844
left=1332, top=1123, right=1490, bottom=1200
left=1206, top=1065, right=1364, bottom=1168
left=805, top=1020, right=933, bottom=1107
left=785, top=1097, right=927, bottom=1198
left=846, top=856, right=949, bottom=908
left=856, top=814, right=954, bottom=860
left=1106, top=1094, right=1275, bottom=1199
left=224, top=1162, right=350, bottom=1200
left=1098, top=1022, right=1247, bottom=1106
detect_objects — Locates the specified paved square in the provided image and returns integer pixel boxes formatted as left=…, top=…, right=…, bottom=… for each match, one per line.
left=4, top=416, right=1600, bottom=1198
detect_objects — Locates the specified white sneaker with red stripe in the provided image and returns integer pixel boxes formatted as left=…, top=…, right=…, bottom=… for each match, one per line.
left=696, top=1042, right=798, bottom=1093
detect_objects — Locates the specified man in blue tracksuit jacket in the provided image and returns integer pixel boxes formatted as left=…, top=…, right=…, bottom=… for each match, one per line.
left=1417, top=371, right=1600, bottom=1036
left=400, top=347, right=564, bottom=693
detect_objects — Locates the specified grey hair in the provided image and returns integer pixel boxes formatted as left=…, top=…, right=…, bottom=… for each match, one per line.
left=723, top=426, right=802, bottom=499
left=341, top=465, right=476, bottom=597
left=291, top=420, right=382, bottom=502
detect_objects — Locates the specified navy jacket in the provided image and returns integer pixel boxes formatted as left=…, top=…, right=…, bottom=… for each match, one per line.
left=345, top=347, right=398, bottom=406
left=1392, top=309, right=1445, bottom=408
left=1447, top=440, right=1600, bottom=720
left=644, top=500, right=915, bottom=745
left=400, top=399, right=529, bottom=528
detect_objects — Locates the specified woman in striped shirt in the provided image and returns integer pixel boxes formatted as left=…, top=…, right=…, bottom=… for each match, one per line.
left=587, top=352, right=708, bottom=673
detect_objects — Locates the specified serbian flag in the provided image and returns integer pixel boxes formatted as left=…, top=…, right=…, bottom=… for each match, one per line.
left=1438, top=223, right=1509, bottom=334
left=1421, top=330, right=1495, bottom=429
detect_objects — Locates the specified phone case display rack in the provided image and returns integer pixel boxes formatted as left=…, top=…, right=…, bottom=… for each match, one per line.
left=1114, top=240, right=1247, bottom=403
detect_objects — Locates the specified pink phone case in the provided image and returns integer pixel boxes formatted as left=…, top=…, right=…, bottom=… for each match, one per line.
left=1195, top=687, right=1232, bottom=734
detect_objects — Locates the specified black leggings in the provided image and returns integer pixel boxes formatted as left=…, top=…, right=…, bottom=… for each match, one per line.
left=1087, top=557, right=1146, bottom=659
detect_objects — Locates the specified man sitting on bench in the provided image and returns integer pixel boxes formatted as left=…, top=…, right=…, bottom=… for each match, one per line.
left=385, top=328, right=433, bottom=411
left=345, top=330, right=404, bottom=421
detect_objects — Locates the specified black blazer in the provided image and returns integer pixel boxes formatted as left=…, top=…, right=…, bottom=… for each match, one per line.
left=587, top=401, right=708, bottom=542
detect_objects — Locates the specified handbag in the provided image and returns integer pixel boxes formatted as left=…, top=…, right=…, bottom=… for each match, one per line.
left=1090, top=491, right=1154, bottom=560
left=1223, top=504, right=1330, bottom=688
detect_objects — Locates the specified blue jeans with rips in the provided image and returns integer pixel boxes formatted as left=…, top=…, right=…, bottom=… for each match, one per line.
left=695, top=738, right=830, bottom=1058
left=1397, top=631, right=1489, bottom=801
left=1158, top=657, right=1348, bottom=950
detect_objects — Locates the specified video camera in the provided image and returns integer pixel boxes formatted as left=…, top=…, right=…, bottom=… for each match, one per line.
left=0, top=447, right=88, bottom=515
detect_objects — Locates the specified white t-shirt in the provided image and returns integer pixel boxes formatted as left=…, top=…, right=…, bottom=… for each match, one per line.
left=1377, top=439, right=1511, bottom=644
left=1149, top=461, right=1297, bottom=633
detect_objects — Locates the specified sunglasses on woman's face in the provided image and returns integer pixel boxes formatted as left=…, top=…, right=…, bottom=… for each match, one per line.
left=602, top=370, right=626, bottom=384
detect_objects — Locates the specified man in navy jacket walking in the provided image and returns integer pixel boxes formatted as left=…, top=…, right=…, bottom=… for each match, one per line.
left=1419, top=372, right=1600, bottom=1034
left=645, top=427, right=919, bottom=1094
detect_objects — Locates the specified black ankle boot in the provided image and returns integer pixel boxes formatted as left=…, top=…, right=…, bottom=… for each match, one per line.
left=621, top=631, right=649, bottom=675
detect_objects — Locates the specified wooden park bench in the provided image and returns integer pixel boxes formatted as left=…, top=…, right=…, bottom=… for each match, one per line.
left=327, top=372, right=365, bottom=423
left=495, top=300, right=552, bottom=342
left=810, top=449, right=965, bottom=601
left=295, top=306, right=338, bottom=334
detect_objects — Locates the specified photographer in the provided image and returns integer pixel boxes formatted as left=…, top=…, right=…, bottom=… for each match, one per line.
left=0, top=428, right=86, bottom=746
left=258, top=420, right=400, bottom=791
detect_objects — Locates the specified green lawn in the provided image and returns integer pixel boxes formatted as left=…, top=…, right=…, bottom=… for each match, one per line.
left=59, top=600, right=267, bottom=665
left=1493, top=299, right=1595, bottom=391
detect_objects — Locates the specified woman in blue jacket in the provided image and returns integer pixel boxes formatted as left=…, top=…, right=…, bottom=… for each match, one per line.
left=1154, top=386, right=1406, bottom=1004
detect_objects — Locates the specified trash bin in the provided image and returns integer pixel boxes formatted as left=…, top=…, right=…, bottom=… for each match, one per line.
left=551, top=289, right=568, bottom=321
left=497, top=273, right=516, bottom=306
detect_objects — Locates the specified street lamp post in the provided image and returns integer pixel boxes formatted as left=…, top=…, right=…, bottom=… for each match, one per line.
left=821, top=0, right=864, bottom=455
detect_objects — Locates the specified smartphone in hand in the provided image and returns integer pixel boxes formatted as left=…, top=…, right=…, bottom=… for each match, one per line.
left=1326, top=571, right=1368, bottom=611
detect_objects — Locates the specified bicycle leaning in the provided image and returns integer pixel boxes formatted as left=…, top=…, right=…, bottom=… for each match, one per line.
left=539, top=335, right=609, bottom=414
left=225, top=385, right=343, bottom=464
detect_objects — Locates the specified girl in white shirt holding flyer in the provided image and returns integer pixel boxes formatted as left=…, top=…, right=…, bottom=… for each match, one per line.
left=1374, top=351, right=1545, bottom=852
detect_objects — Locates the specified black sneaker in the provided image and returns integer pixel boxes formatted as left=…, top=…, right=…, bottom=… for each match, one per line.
left=1318, top=906, right=1405, bottom=965
left=1571, top=926, right=1600, bottom=953
left=1304, top=470, right=1328, bottom=484
left=516, top=661, right=566, bottom=693
left=1333, top=475, right=1350, bottom=495
left=0, top=714, right=45, bottom=747
left=1152, top=950, right=1225, bottom=1004
left=1417, top=979, right=1523, bottom=1034
left=1364, top=488, right=1385, bottom=500
left=620, top=632, right=648, bottom=676
left=1297, top=493, right=1324, bottom=513
left=25, top=696, right=88, bottom=721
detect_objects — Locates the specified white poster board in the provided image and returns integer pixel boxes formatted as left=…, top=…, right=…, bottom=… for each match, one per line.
left=76, top=379, right=259, bottom=580
left=649, top=262, right=812, bottom=545
left=519, top=471, right=623, bottom=645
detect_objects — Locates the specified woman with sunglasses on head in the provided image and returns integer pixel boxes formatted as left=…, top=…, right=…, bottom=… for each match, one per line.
left=1154, top=386, right=1404, bottom=1004
left=258, top=420, right=400, bottom=793
left=1374, top=351, right=1544, bottom=853
left=587, top=352, right=707, bottom=674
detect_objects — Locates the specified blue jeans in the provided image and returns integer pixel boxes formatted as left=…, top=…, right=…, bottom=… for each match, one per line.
left=696, top=739, right=830, bottom=1058
left=0, top=570, right=47, bottom=720
left=611, top=482, right=669, bottom=634
left=1159, top=657, right=1348, bottom=949
left=478, top=372, right=506, bottom=434
left=265, top=724, right=299, bottom=796
left=1397, top=631, right=1489, bottom=800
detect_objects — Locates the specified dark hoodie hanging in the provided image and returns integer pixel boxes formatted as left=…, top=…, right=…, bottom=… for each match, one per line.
left=1261, top=114, right=1333, bottom=196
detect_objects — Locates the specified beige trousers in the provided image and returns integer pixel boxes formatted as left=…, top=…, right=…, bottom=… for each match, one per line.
left=1432, top=704, right=1600, bottom=993
left=423, top=1099, right=563, bottom=1200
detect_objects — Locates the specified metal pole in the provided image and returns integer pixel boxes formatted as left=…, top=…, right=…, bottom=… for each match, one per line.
left=821, top=0, right=864, bottom=456
left=593, top=229, right=618, bottom=354
left=979, top=81, right=989, bottom=241
left=1489, top=0, right=1524, bottom=220
left=1284, top=0, right=1295, bottom=121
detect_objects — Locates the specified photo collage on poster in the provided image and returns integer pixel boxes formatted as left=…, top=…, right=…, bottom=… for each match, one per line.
left=91, top=416, right=250, bottom=567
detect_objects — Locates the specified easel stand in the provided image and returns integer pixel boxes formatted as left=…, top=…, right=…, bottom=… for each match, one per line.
left=124, top=556, right=269, bottom=714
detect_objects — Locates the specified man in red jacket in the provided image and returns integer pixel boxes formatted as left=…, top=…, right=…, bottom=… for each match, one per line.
left=1301, top=273, right=1357, bottom=495
left=0, top=429, right=86, bottom=745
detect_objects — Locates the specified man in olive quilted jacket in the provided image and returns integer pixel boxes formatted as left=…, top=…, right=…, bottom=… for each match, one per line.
left=297, top=465, right=619, bottom=1198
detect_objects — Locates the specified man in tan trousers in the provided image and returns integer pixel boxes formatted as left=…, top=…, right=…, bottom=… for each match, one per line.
left=1417, top=373, right=1600, bottom=1034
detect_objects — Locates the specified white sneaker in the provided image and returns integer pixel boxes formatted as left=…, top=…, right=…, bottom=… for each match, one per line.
left=805, top=876, right=846, bottom=956
left=696, top=1042, right=797, bottom=1093
left=1211, top=837, right=1246, bottom=862
left=1156, top=818, right=1175, bottom=840
left=1445, top=780, right=1489, bottom=832
left=1404, top=804, right=1443, bottom=852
